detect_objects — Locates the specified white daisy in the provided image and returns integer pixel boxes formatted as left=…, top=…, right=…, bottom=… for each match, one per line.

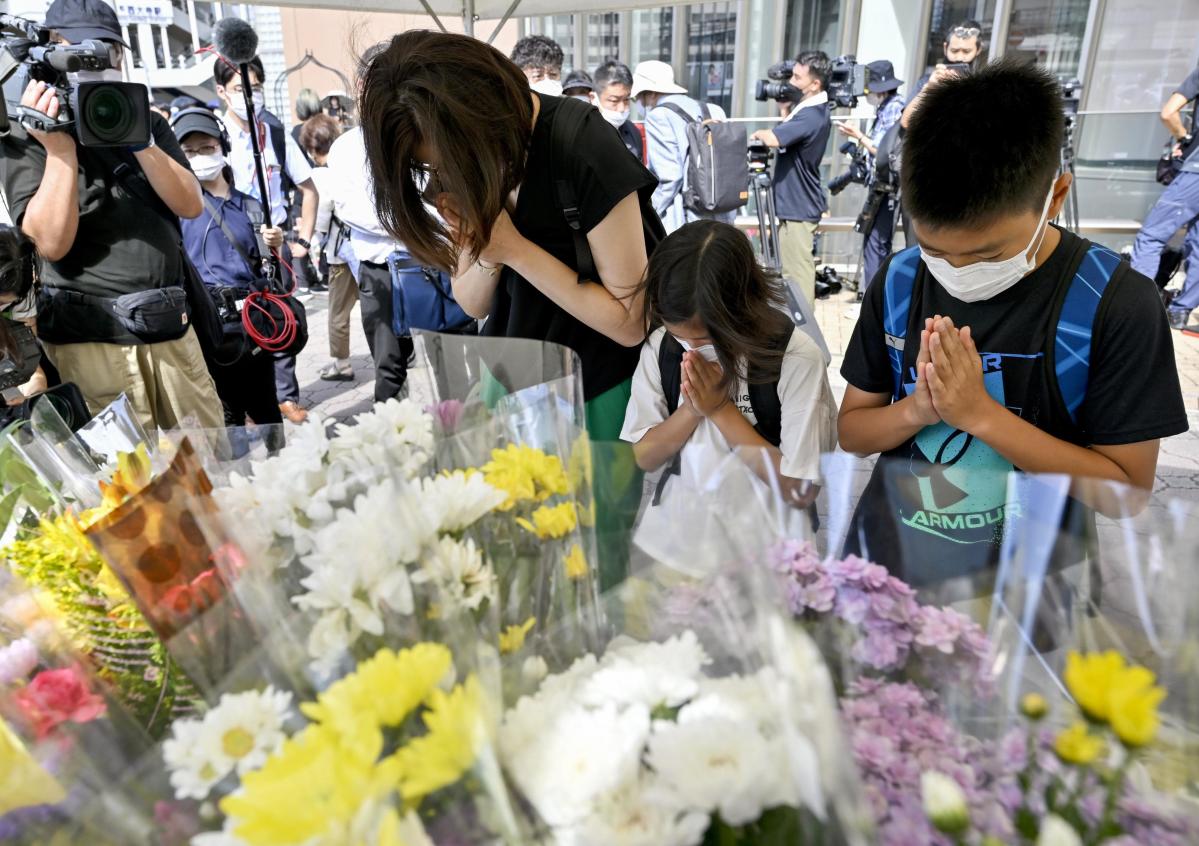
left=419, top=536, right=495, bottom=612
left=570, top=775, right=710, bottom=846
left=163, top=719, right=227, bottom=800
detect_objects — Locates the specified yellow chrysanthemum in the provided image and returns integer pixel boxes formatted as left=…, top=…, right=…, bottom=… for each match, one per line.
left=564, top=544, right=589, bottom=580
left=516, top=502, right=578, bottom=540
left=1064, top=651, right=1126, bottom=723
left=1053, top=721, right=1104, bottom=765
left=1063, top=651, right=1166, bottom=747
left=1020, top=693, right=1049, bottom=721
left=222, top=725, right=400, bottom=845
left=301, top=644, right=452, bottom=753
left=393, top=675, right=485, bottom=801
left=1108, top=669, right=1167, bottom=748
left=481, top=445, right=569, bottom=511
left=499, top=617, right=536, bottom=654
left=93, top=443, right=154, bottom=518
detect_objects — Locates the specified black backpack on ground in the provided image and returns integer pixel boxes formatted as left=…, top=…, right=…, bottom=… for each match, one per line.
left=656, top=101, right=750, bottom=216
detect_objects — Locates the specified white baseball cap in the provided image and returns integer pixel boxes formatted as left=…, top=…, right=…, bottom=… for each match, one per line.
left=631, top=60, right=687, bottom=98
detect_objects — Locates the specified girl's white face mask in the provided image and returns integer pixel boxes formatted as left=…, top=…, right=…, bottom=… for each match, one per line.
left=920, top=186, right=1056, bottom=303
left=676, top=337, right=720, bottom=363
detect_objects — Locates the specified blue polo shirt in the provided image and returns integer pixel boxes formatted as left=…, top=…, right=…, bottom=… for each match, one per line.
left=180, top=189, right=263, bottom=293
left=771, top=100, right=832, bottom=223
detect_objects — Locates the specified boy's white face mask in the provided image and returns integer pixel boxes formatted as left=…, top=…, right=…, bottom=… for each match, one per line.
left=920, top=186, right=1056, bottom=303
left=676, top=337, right=720, bottom=363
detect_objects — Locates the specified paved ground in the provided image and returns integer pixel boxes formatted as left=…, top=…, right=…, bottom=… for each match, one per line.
left=293, top=278, right=1199, bottom=504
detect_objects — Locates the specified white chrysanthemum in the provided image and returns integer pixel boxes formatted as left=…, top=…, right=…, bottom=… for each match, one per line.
left=646, top=717, right=776, bottom=826
left=579, top=632, right=710, bottom=710
left=164, top=719, right=227, bottom=800
left=682, top=669, right=778, bottom=733
left=420, top=536, right=495, bottom=611
left=420, top=471, right=506, bottom=533
left=305, top=608, right=353, bottom=674
left=569, top=776, right=710, bottom=846
left=501, top=702, right=650, bottom=828
left=331, top=398, right=433, bottom=478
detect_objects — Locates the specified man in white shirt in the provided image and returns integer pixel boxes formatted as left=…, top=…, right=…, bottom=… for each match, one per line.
left=325, top=125, right=412, bottom=402
left=633, top=60, right=731, bottom=233
left=215, top=56, right=320, bottom=423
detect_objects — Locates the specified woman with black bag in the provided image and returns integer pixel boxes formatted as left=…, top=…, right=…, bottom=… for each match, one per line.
left=171, top=108, right=285, bottom=442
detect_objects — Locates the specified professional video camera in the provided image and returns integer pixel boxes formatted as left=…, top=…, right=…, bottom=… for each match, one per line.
left=0, top=13, right=150, bottom=147
left=754, top=59, right=798, bottom=103
left=827, top=54, right=868, bottom=109
left=828, top=140, right=870, bottom=196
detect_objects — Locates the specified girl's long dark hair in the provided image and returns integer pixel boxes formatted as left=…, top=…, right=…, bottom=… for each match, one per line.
left=640, top=220, right=792, bottom=385
left=0, top=226, right=35, bottom=359
left=358, top=31, right=534, bottom=273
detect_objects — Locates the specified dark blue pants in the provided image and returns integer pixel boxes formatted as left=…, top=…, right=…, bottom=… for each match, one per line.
left=861, top=197, right=897, bottom=292
left=1131, top=170, right=1199, bottom=313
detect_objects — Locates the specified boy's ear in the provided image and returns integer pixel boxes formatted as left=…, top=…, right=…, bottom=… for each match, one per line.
left=1047, top=172, right=1073, bottom=220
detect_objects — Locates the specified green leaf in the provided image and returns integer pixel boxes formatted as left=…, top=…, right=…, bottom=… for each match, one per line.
left=1015, top=808, right=1039, bottom=839
left=0, top=486, right=24, bottom=533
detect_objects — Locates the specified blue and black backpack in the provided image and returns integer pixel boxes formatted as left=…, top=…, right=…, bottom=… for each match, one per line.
left=881, top=239, right=1125, bottom=427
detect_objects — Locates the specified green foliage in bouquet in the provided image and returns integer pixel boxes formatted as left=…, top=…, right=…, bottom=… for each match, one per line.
left=4, top=514, right=195, bottom=736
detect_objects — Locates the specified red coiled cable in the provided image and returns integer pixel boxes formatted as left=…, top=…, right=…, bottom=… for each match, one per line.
left=241, top=248, right=300, bottom=352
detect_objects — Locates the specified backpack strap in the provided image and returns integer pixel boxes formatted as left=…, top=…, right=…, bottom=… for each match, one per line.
left=698, top=102, right=714, bottom=122
left=881, top=246, right=922, bottom=402
left=1051, top=243, right=1122, bottom=425
left=657, top=102, right=698, bottom=125
left=267, top=122, right=294, bottom=197
left=548, top=99, right=599, bottom=283
left=746, top=328, right=792, bottom=448
left=652, top=333, right=686, bottom=506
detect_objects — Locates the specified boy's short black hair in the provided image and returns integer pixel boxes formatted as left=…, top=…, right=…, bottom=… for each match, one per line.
left=214, top=55, right=265, bottom=88
left=902, top=58, right=1064, bottom=229
left=510, top=35, right=564, bottom=72
left=795, top=50, right=831, bottom=90
left=594, top=60, right=633, bottom=90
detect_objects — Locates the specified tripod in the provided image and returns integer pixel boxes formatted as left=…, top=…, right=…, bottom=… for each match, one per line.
left=1058, top=112, right=1081, bottom=233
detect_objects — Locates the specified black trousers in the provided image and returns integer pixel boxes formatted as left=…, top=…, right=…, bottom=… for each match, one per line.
left=212, top=338, right=285, bottom=432
left=358, top=260, right=413, bottom=403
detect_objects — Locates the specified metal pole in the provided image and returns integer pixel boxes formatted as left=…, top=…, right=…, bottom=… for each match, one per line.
left=186, top=0, right=201, bottom=55
left=487, top=0, right=523, bottom=44
left=463, top=0, right=475, bottom=38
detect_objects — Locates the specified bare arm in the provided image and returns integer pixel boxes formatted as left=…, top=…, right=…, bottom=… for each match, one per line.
left=632, top=406, right=702, bottom=472
left=18, top=83, right=79, bottom=262
left=135, top=145, right=202, bottom=219
left=750, top=128, right=780, bottom=148
left=481, top=192, right=650, bottom=348
left=1160, top=92, right=1191, bottom=140
left=295, top=179, right=318, bottom=244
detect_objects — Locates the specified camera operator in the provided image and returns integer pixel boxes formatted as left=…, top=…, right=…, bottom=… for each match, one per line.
left=750, top=51, right=833, bottom=307
left=836, top=60, right=906, bottom=292
left=900, top=20, right=983, bottom=129
left=1, top=0, right=222, bottom=431
left=1132, top=62, right=1199, bottom=329
left=214, top=55, right=319, bottom=424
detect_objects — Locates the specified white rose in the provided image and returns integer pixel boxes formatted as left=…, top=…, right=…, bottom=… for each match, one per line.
left=920, top=771, right=970, bottom=836
left=522, top=655, right=549, bottom=685
left=1037, top=815, right=1082, bottom=846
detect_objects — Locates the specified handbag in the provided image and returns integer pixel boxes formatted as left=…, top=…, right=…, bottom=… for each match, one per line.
left=111, top=285, right=193, bottom=344
left=387, top=250, right=475, bottom=337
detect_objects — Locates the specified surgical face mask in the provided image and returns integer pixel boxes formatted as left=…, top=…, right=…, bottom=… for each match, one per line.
left=866, top=92, right=884, bottom=108
left=920, top=188, right=1056, bottom=302
left=190, top=153, right=226, bottom=182
left=676, top=337, right=720, bottom=363
left=228, top=89, right=265, bottom=121
left=67, top=68, right=123, bottom=85
left=569, top=94, right=592, bottom=103
left=599, top=106, right=629, bottom=128
left=530, top=78, right=563, bottom=97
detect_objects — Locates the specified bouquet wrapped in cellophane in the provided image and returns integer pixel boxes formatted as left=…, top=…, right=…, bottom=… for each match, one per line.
left=0, top=570, right=171, bottom=844
left=494, top=441, right=873, bottom=845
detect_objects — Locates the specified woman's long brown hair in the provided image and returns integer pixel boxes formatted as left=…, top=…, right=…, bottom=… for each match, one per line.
left=358, top=31, right=534, bottom=273
left=640, top=220, right=792, bottom=385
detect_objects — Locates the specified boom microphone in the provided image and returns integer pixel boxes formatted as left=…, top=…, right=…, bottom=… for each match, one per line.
left=212, top=17, right=258, bottom=66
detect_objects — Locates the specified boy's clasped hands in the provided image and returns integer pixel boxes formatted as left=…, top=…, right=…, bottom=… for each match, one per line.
left=909, top=315, right=1002, bottom=433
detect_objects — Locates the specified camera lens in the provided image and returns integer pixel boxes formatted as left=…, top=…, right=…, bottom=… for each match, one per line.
left=82, top=84, right=135, bottom=145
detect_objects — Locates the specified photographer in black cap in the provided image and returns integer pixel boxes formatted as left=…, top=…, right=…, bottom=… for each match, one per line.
left=836, top=60, right=906, bottom=292
left=2, top=0, right=222, bottom=431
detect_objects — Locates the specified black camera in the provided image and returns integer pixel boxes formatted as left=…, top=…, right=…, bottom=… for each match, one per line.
left=747, top=139, right=772, bottom=172
left=1060, top=77, right=1082, bottom=117
left=828, top=140, right=871, bottom=196
left=828, top=54, right=868, bottom=109
left=0, top=14, right=150, bottom=147
left=754, top=59, right=798, bottom=103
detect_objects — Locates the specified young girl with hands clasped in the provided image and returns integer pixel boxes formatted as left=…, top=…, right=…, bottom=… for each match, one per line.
left=621, top=220, right=837, bottom=507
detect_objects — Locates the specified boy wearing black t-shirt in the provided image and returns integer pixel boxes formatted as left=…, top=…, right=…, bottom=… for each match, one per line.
left=838, top=60, right=1188, bottom=586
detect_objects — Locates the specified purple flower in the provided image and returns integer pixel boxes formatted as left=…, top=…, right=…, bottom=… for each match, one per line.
left=794, top=575, right=836, bottom=613
left=851, top=629, right=903, bottom=670
left=835, top=586, right=871, bottom=625
left=426, top=399, right=465, bottom=433
left=914, top=606, right=965, bottom=654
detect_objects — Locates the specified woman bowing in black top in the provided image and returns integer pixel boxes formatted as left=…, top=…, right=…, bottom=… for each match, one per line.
left=357, top=31, right=664, bottom=441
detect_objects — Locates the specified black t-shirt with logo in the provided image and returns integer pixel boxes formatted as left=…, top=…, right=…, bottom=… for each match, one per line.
left=3, top=113, right=191, bottom=300
left=840, top=227, right=1188, bottom=585
left=484, top=94, right=659, bottom=402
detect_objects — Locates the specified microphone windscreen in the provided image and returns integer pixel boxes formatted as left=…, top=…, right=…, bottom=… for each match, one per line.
left=213, top=18, right=258, bottom=66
